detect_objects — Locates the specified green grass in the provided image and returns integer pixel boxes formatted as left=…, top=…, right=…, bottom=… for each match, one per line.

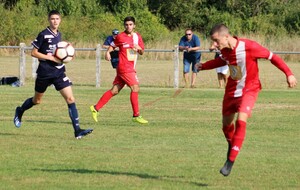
left=1, top=55, right=300, bottom=189
left=1, top=85, right=300, bottom=189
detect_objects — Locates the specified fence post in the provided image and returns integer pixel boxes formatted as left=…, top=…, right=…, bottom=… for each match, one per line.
left=32, top=57, right=38, bottom=79
left=19, top=43, right=26, bottom=86
left=173, top=45, right=179, bottom=89
left=95, top=44, right=101, bottom=88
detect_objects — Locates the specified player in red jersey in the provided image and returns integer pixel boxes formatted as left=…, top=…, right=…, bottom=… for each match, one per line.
left=195, top=24, right=297, bottom=176
left=90, top=16, right=148, bottom=124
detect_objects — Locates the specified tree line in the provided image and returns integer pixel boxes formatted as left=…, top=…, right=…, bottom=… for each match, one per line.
left=0, top=0, right=299, bottom=46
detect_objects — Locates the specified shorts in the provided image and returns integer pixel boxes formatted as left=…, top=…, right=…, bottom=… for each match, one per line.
left=222, top=89, right=259, bottom=117
left=183, top=56, right=200, bottom=73
left=113, top=72, right=139, bottom=87
left=111, top=58, right=119, bottom=69
left=35, top=73, right=72, bottom=93
left=216, top=65, right=229, bottom=75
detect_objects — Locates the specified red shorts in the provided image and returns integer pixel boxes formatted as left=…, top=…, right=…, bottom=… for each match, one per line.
left=222, top=90, right=259, bottom=117
left=113, top=72, right=139, bottom=87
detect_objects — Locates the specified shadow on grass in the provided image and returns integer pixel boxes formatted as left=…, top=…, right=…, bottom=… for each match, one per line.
left=26, top=120, right=71, bottom=125
left=35, top=168, right=208, bottom=187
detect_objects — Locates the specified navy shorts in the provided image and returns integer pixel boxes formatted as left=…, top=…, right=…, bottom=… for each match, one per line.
left=111, top=58, right=119, bottom=69
left=183, top=56, right=200, bottom=73
left=35, top=73, right=72, bottom=93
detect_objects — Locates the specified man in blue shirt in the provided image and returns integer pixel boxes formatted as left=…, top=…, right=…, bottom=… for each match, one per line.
left=13, top=10, right=93, bottom=139
left=179, top=29, right=201, bottom=88
left=103, top=29, right=119, bottom=68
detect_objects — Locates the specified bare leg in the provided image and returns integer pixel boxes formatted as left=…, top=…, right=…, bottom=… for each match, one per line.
left=191, top=72, right=197, bottom=88
left=183, top=72, right=189, bottom=88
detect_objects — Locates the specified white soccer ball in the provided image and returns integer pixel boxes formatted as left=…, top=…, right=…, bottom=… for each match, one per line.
left=54, top=41, right=75, bottom=63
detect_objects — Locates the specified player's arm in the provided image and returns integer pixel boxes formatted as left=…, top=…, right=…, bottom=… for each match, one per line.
left=105, top=46, right=114, bottom=61
left=270, top=53, right=297, bottom=87
left=252, top=41, right=297, bottom=88
left=102, top=44, right=110, bottom=49
left=196, top=57, right=226, bottom=71
left=31, top=47, right=61, bottom=63
left=134, top=44, right=144, bottom=55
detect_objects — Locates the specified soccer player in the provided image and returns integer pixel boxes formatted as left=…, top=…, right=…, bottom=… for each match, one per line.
left=195, top=24, right=297, bottom=176
left=90, top=16, right=148, bottom=124
left=102, top=29, right=119, bottom=69
left=13, top=10, right=93, bottom=139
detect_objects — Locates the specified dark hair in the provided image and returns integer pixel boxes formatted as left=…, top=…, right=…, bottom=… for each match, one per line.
left=48, top=10, right=60, bottom=18
left=209, top=23, right=229, bottom=36
left=124, top=16, right=135, bottom=24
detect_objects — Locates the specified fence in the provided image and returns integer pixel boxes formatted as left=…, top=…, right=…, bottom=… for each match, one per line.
left=0, top=43, right=299, bottom=89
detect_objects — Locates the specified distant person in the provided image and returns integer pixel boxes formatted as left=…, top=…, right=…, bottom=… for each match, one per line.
left=90, top=16, right=148, bottom=124
left=13, top=10, right=93, bottom=139
left=209, top=46, right=228, bottom=88
left=103, top=29, right=119, bottom=68
left=196, top=23, right=297, bottom=176
left=178, top=29, right=201, bottom=88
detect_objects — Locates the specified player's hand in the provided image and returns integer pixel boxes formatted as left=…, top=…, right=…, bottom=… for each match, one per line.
left=195, top=62, right=202, bottom=71
left=287, top=75, right=297, bottom=88
left=47, top=54, right=62, bottom=64
left=105, top=51, right=111, bottom=61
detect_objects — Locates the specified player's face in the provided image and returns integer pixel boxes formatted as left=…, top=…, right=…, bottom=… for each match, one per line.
left=211, top=32, right=228, bottom=50
left=124, top=21, right=135, bottom=34
left=48, top=14, right=61, bottom=31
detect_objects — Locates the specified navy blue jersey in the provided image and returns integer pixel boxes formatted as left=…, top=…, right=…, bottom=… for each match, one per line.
left=103, top=35, right=119, bottom=59
left=32, top=27, right=65, bottom=79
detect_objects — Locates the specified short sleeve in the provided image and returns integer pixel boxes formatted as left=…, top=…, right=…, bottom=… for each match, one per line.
left=194, top=35, right=200, bottom=47
left=31, top=32, right=44, bottom=49
left=179, top=37, right=185, bottom=46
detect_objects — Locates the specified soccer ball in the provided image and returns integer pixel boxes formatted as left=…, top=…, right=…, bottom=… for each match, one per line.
left=54, top=41, right=75, bottom=63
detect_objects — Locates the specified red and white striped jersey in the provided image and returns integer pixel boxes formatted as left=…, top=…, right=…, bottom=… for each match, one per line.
left=202, top=37, right=293, bottom=97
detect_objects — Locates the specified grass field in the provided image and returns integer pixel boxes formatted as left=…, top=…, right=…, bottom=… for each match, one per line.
left=1, top=56, right=300, bottom=189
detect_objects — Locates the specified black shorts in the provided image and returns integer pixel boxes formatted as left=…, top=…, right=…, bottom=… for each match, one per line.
left=35, top=73, right=72, bottom=93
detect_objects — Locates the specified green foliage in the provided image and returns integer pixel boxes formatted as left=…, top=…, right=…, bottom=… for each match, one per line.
left=0, top=0, right=299, bottom=46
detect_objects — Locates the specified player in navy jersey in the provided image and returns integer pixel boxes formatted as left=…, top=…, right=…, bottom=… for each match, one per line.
left=13, top=10, right=93, bottom=139
left=102, top=29, right=119, bottom=68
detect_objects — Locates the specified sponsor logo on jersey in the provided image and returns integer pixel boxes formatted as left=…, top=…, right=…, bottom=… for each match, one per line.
left=232, top=146, right=240, bottom=152
left=44, top=35, right=54, bottom=39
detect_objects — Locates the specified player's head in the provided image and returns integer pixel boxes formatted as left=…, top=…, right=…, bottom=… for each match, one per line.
left=48, top=10, right=61, bottom=31
left=124, top=16, right=136, bottom=34
left=112, top=29, right=119, bottom=37
left=210, top=24, right=230, bottom=50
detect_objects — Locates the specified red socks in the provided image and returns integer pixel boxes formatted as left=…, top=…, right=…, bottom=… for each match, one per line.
left=228, top=120, right=247, bottom=162
left=95, top=90, right=113, bottom=111
left=130, top=91, right=139, bottom=117
left=95, top=90, right=140, bottom=117
left=222, top=123, right=235, bottom=143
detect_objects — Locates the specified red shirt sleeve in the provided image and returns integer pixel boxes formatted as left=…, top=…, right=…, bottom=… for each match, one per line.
left=202, top=57, right=227, bottom=70
left=270, top=53, right=293, bottom=77
left=249, top=40, right=293, bottom=77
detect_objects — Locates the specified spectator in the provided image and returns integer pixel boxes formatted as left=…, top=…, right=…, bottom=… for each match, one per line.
left=178, top=29, right=201, bottom=88
left=103, top=29, right=119, bottom=68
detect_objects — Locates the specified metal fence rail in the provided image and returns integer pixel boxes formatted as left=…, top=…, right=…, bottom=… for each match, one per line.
left=1, top=44, right=299, bottom=88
